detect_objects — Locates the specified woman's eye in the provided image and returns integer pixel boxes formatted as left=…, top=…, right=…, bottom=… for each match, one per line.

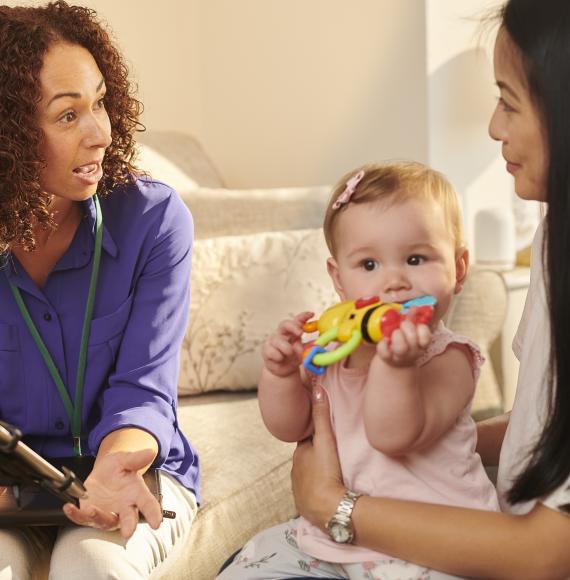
left=95, top=96, right=106, bottom=110
left=360, top=259, right=378, bottom=271
left=498, top=96, right=515, bottom=113
left=59, top=111, right=76, bottom=124
left=407, top=255, right=425, bottom=266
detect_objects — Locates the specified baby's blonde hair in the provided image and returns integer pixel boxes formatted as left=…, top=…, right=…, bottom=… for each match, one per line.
left=323, top=161, right=465, bottom=256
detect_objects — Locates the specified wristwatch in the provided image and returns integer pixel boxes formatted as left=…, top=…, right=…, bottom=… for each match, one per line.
left=325, top=490, right=362, bottom=543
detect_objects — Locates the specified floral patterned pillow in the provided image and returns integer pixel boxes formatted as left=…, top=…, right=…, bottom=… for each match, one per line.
left=178, top=228, right=338, bottom=395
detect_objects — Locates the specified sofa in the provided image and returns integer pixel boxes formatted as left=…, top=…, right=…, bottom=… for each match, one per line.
left=135, top=131, right=509, bottom=580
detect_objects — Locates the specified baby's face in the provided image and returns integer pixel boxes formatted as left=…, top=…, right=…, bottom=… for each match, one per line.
left=328, top=197, right=466, bottom=324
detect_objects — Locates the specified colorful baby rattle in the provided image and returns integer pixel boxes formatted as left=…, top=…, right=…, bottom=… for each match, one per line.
left=302, top=295, right=437, bottom=375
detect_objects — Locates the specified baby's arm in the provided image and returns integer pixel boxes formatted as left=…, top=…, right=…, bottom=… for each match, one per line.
left=363, top=321, right=474, bottom=455
left=258, top=312, right=315, bottom=442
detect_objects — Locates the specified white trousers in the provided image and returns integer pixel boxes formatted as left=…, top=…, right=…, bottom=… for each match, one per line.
left=0, top=473, right=197, bottom=580
left=217, top=519, right=465, bottom=580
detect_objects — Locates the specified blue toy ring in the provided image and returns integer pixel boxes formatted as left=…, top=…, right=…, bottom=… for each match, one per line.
left=303, top=345, right=327, bottom=375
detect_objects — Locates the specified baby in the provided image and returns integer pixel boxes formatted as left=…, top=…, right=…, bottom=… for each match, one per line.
left=219, top=161, right=498, bottom=580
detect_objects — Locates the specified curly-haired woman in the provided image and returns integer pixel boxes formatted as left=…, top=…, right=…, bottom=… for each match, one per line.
left=0, top=2, right=198, bottom=578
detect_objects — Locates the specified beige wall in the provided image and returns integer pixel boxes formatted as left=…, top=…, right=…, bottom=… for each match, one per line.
left=194, top=0, right=428, bottom=189
left=9, top=0, right=427, bottom=189
left=3, top=0, right=203, bottom=135
left=5, top=0, right=514, bottom=249
left=73, top=0, right=204, bottom=139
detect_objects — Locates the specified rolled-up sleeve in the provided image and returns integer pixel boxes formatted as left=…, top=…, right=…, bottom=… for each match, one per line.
left=88, top=188, right=193, bottom=465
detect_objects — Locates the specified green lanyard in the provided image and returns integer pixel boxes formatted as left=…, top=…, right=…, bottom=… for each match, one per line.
left=8, top=195, right=103, bottom=457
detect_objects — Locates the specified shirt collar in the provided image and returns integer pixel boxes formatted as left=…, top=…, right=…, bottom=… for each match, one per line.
left=83, top=195, right=118, bottom=258
left=3, top=195, right=117, bottom=291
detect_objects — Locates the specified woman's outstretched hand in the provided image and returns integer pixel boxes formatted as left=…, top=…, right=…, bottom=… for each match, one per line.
left=63, top=448, right=162, bottom=539
left=291, top=384, right=346, bottom=530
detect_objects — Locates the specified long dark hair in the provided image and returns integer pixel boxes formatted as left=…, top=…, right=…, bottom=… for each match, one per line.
left=500, top=0, right=570, bottom=510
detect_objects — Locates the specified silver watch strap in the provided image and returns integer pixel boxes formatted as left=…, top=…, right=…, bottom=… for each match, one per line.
left=334, top=490, right=361, bottom=522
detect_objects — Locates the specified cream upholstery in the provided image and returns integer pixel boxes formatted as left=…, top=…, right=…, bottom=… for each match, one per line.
left=135, top=132, right=508, bottom=579
left=180, top=228, right=337, bottom=395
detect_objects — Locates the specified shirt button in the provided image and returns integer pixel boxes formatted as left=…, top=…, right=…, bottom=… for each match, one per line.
left=43, top=312, right=52, bottom=322
left=54, top=420, right=65, bottom=430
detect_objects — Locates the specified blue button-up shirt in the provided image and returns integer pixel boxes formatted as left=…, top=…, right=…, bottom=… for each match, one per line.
left=0, top=178, right=199, bottom=497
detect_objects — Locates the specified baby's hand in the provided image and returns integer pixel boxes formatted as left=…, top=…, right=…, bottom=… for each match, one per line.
left=262, top=311, right=314, bottom=378
left=376, top=319, right=431, bottom=367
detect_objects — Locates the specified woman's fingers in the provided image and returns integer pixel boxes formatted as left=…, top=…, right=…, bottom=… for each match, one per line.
left=63, top=502, right=120, bottom=531
left=136, top=488, right=163, bottom=530
left=310, top=384, right=336, bottom=446
left=291, top=385, right=345, bottom=528
left=63, top=450, right=163, bottom=537
left=118, top=504, right=140, bottom=539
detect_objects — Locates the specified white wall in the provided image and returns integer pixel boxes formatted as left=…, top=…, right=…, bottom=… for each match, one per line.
left=425, top=0, right=514, bottom=250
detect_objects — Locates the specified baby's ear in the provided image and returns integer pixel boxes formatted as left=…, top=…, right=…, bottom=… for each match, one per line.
left=454, top=247, right=469, bottom=294
left=326, top=257, right=346, bottom=300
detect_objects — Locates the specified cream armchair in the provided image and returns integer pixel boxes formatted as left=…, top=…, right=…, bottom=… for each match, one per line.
left=136, top=131, right=508, bottom=579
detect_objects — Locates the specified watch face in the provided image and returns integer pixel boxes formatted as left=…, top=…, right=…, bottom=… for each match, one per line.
left=329, top=521, right=352, bottom=543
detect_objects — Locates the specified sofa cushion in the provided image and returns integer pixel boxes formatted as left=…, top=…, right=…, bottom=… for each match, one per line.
left=182, top=185, right=331, bottom=239
left=136, top=131, right=225, bottom=188
left=179, top=228, right=338, bottom=395
left=160, top=392, right=296, bottom=579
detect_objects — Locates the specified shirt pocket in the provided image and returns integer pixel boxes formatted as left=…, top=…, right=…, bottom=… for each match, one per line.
left=86, top=295, right=135, bottom=387
left=89, top=295, right=134, bottom=348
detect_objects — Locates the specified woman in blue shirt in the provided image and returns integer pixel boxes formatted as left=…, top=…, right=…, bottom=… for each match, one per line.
left=0, top=2, right=199, bottom=578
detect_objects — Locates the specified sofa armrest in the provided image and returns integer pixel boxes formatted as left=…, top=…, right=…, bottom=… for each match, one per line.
left=444, top=267, right=508, bottom=419
left=137, top=130, right=225, bottom=188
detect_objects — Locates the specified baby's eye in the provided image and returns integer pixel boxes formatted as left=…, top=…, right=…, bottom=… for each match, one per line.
left=360, top=259, right=378, bottom=272
left=407, top=255, right=425, bottom=266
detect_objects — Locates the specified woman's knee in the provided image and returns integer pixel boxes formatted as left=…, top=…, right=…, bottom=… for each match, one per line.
left=0, top=527, right=53, bottom=580
left=49, top=527, right=146, bottom=580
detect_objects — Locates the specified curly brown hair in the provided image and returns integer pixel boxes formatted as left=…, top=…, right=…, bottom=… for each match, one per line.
left=0, top=0, right=143, bottom=253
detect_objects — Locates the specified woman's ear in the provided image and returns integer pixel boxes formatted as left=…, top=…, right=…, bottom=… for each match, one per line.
left=454, top=247, right=469, bottom=295
left=327, top=257, right=346, bottom=300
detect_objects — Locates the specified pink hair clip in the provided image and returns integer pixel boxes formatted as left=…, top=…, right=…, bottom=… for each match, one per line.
left=332, top=170, right=365, bottom=210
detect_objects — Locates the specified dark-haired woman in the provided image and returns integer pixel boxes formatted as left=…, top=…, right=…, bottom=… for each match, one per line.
left=0, top=2, right=198, bottom=578
left=291, top=0, right=570, bottom=578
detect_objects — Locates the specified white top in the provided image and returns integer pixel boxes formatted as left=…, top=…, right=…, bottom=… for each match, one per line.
left=497, top=219, right=570, bottom=515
